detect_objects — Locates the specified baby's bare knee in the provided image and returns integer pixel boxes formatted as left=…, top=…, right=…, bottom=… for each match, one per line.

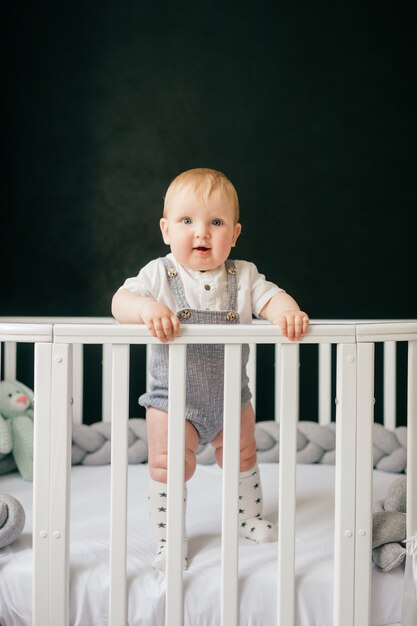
left=150, top=451, right=196, bottom=483
left=184, top=421, right=198, bottom=480
left=214, top=446, right=223, bottom=468
left=239, top=439, right=257, bottom=472
left=184, top=452, right=197, bottom=481
left=149, top=451, right=168, bottom=482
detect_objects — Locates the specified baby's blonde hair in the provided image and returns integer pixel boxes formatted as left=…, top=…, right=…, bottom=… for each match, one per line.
left=163, top=168, right=240, bottom=223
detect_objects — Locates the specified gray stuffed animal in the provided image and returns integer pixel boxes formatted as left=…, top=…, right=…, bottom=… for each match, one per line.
left=0, top=380, right=34, bottom=481
left=0, top=494, right=25, bottom=549
left=373, top=475, right=407, bottom=571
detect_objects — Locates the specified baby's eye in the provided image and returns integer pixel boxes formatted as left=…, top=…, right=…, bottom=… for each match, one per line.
left=182, top=217, right=192, bottom=225
left=211, top=219, right=223, bottom=226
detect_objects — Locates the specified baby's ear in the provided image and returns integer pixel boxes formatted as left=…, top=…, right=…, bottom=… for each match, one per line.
left=232, top=222, right=241, bottom=246
left=159, top=218, right=170, bottom=245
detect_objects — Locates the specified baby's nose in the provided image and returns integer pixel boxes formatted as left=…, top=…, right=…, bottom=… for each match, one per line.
left=195, top=224, right=209, bottom=237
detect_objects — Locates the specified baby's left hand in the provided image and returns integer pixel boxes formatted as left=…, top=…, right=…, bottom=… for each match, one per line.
left=274, top=310, right=310, bottom=341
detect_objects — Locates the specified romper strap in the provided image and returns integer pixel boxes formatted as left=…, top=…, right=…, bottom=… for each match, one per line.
left=162, top=257, right=238, bottom=313
left=161, top=257, right=190, bottom=310
left=225, top=259, right=238, bottom=312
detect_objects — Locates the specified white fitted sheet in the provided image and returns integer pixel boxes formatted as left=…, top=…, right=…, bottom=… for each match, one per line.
left=0, top=463, right=404, bottom=626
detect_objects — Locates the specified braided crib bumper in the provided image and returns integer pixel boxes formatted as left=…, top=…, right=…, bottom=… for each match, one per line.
left=71, top=419, right=148, bottom=465
left=69, top=418, right=408, bottom=473
left=255, top=420, right=408, bottom=473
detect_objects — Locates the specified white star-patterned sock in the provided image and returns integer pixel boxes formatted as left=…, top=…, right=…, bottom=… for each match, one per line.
left=238, top=464, right=278, bottom=543
left=148, top=479, right=188, bottom=570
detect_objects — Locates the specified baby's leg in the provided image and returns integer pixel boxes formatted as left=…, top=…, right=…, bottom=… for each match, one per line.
left=147, top=407, right=199, bottom=483
left=146, top=407, right=199, bottom=569
left=212, top=402, right=278, bottom=543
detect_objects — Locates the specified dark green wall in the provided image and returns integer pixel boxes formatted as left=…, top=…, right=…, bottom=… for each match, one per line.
left=2, top=3, right=415, bottom=423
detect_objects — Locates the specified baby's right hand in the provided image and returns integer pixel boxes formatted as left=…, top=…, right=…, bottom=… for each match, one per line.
left=141, top=302, right=180, bottom=342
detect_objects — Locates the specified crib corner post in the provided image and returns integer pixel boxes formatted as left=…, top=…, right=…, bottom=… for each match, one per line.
left=49, top=342, right=73, bottom=626
left=354, top=342, right=374, bottom=626
left=33, top=341, right=73, bottom=626
left=33, top=342, right=53, bottom=626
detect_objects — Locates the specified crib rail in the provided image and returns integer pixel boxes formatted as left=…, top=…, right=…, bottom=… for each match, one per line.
left=3, top=319, right=409, bottom=428
left=3, top=318, right=409, bottom=428
left=1, top=319, right=416, bottom=626
left=0, top=322, right=53, bottom=343
left=52, top=321, right=356, bottom=343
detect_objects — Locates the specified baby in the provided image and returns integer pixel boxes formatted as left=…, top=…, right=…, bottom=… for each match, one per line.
left=112, top=168, right=309, bottom=569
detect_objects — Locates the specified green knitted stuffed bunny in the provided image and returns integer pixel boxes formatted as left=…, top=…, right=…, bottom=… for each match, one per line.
left=0, top=380, right=34, bottom=481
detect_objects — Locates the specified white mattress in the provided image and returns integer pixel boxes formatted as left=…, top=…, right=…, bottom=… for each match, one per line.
left=0, top=463, right=404, bottom=626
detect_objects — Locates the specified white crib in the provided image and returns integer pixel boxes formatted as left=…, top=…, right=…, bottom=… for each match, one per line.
left=0, top=317, right=416, bottom=626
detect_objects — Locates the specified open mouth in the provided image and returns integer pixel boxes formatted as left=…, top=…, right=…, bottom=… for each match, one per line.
left=194, top=246, right=210, bottom=252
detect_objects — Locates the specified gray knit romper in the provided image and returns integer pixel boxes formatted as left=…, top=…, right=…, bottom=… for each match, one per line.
left=139, top=257, right=251, bottom=444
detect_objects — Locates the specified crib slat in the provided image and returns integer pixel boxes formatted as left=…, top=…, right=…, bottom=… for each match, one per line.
left=383, top=341, right=396, bottom=429
left=166, top=344, right=187, bottom=626
left=354, top=343, right=374, bottom=626
left=109, top=344, right=130, bottom=626
left=221, top=344, right=242, bottom=626
left=146, top=344, right=152, bottom=393
left=277, top=343, right=299, bottom=626
left=247, top=343, right=256, bottom=411
left=71, top=344, right=83, bottom=424
left=102, top=344, right=113, bottom=422
left=333, top=343, right=357, bottom=626
left=319, top=343, right=332, bottom=424
left=274, top=344, right=281, bottom=422
left=49, top=343, right=72, bottom=626
left=407, top=340, right=417, bottom=540
left=33, top=343, right=53, bottom=626
left=4, top=341, right=17, bottom=380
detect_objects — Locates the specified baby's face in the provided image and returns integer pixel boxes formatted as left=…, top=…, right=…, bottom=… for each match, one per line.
left=160, top=186, right=241, bottom=271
